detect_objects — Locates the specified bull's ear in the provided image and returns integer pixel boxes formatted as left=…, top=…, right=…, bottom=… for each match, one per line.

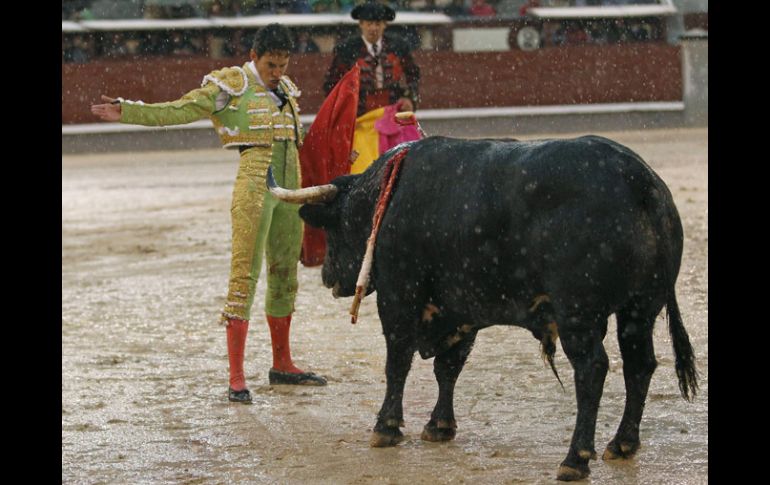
left=299, top=204, right=337, bottom=229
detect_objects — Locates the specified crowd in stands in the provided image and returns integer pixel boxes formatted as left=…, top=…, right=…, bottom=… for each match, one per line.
left=62, top=0, right=665, bottom=63
left=63, top=0, right=506, bottom=20
left=63, top=0, right=665, bottom=20
left=64, top=29, right=256, bottom=63
left=63, top=25, right=418, bottom=63
left=64, top=1, right=652, bottom=21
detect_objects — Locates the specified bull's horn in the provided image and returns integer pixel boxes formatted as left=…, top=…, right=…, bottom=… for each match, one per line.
left=266, top=166, right=338, bottom=204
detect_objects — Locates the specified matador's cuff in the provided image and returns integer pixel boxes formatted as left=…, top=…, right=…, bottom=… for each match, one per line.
left=220, top=290, right=249, bottom=325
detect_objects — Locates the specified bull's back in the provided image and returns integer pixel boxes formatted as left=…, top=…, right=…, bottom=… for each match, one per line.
left=377, top=136, right=681, bottom=318
left=386, top=135, right=670, bottom=241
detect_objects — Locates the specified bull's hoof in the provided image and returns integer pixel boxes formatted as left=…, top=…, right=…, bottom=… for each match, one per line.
left=420, top=427, right=456, bottom=442
left=370, top=428, right=404, bottom=447
left=556, top=464, right=590, bottom=481
left=421, top=420, right=457, bottom=442
left=602, top=439, right=640, bottom=460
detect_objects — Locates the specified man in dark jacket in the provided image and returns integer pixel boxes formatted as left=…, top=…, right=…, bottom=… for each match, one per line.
left=323, top=0, right=421, bottom=173
left=324, top=1, right=420, bottom=116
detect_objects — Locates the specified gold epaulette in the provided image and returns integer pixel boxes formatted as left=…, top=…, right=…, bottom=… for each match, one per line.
left=201, top=66, right=249, bottom=97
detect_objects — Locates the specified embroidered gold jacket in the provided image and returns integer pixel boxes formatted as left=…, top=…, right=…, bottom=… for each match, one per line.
left=120, top=62, right=303, bottom=149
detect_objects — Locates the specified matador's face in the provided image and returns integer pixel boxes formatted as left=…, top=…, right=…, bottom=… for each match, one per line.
left=359, top=20, right=387, bottom=45
left=251, top=50, right=290, bottom=90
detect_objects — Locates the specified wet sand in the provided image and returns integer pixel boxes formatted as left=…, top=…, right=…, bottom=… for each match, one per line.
left=62, top=127, right=707, bottom=484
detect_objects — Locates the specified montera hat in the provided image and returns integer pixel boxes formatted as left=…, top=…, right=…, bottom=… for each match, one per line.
left=351, top=1, right=396, bottom=21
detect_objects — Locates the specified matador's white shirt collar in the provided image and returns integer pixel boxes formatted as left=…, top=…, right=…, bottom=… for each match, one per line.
left=247, top=61, right=282, bottom=107
left=362, top=36, right=383, bottom=57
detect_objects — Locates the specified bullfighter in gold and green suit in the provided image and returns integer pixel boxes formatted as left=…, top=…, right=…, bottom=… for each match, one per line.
left=91, top=23, right=327, bottom=405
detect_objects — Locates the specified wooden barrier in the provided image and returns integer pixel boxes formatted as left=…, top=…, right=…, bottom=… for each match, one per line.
left=62, top=43, right=681, bottom=125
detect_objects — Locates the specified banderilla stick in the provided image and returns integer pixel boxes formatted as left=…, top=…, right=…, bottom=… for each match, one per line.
left=349, top=147, right=410, bottom=324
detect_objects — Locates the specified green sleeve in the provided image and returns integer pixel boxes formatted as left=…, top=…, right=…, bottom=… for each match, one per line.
left=120, top=82, right=221, bottom=126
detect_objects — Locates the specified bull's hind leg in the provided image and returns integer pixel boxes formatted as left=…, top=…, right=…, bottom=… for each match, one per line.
left=371, top=332, right=415, bottom=447
left=556, top=319, right=609, bottom=481
left=422, top=330, right=478, bottom=442
left=603, top=301, right=660, bottom=461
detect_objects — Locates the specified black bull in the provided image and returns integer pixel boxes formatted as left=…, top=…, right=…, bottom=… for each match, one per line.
left=267, top=135, right=698, bottom=481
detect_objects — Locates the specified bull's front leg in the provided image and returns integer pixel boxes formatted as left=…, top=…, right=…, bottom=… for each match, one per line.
left=370, top=330, right=415, bottom=447
left=556, top=323, right=609, bottom=481
left=422, top=329, right=478, bottom=442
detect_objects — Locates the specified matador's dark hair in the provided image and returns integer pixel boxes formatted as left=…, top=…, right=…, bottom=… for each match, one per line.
left=252, top=23, right=294, bottom=57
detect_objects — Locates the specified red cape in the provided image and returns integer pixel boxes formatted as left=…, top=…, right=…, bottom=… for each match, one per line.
left=299, top=66, right=360, bottom=266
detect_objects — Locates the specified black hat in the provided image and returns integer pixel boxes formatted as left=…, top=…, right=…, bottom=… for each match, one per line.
left=351, top=1, right=396, bottom=21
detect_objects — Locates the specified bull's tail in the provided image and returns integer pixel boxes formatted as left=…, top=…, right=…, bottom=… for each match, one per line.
left=619, top=145, right=698, bottom=402
left=666, top=290, right=699, bottom=402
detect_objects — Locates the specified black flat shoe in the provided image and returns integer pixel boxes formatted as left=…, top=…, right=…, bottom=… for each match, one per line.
left=228, top=387, right=253, bottom=403
left=268, top=368, right=327, bottom=386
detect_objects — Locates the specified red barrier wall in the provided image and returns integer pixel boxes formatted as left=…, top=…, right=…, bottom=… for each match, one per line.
left=62, top=43, right=681, bottom=124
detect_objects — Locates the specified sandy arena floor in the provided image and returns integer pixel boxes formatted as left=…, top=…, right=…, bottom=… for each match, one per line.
left=62, top=127, right=707, bottom=484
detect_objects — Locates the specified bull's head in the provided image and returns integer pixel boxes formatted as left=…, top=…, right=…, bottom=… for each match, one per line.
left=266, top=167, right=374, bottom=298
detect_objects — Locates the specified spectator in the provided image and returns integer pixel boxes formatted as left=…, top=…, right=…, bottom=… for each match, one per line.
left=169, top=31, right=197, bottom=56
left=519, top=0, right=540, bottom=16
left=75, top=7, right=95, bottom=21
left=552, top=23, right=567, bottom=46
left=205, top=0, right=247, bottom=16
left=102, top=33, right=129, bottom=59
left=205, top=0, right=225, bottom=16
left=124, top=35, right=141, bottom=56
left=207, top=30, right=236, bottom=58
left=65, top=35, right=91, bottom=64
left=142, top=31, right=171, bottom=56
left=309, top=0, right=355, bottom=13
left=584, top=20, right=607, bottom=44
left=309, top=0, right=330, bottom=12
left=294, top=30, right=320, bottom=53
left=291, top=0, right=313, bottom=13
left=564, top=20, right=589, bottom=44
left=629, top=21, right=652, bottom=41
left=444, top=0, right=468, bottom=16
left=419, top=0, right=441, bottom=13
left=469, top=0, right=496, bottom=16
left=606, top=18, right=630, bottom=44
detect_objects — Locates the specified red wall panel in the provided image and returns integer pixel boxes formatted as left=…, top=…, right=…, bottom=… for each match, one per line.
left=62, top=43, right=681, bottom=125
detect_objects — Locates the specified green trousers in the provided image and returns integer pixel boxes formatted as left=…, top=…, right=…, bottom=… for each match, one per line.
left=222, top=141, right=302, bottom=322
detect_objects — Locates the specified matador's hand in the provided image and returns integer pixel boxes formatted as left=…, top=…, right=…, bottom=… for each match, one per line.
left=90, top=95, right=122, bottom=122
left=397, top=97, right=414, bottom=113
